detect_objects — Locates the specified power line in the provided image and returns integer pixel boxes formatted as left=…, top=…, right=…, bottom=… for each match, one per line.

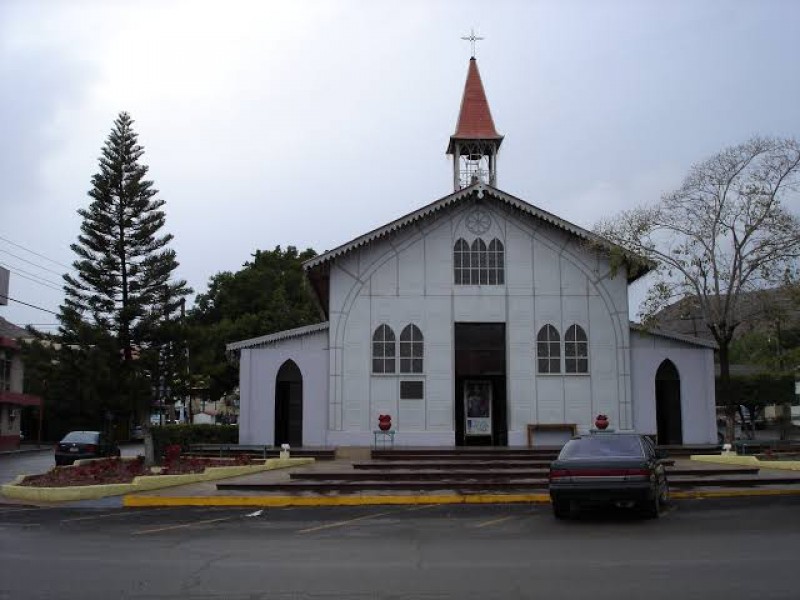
left=0, top=248, right=67, bottom=276
left=0, top=293, right=59, bottom=315
left=0, top=262, right=63, bottom=291
left=0, top=234, right=72, bottom=270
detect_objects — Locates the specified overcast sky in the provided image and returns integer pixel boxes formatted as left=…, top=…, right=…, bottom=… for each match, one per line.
left=1, top=0, right=799, bottom=330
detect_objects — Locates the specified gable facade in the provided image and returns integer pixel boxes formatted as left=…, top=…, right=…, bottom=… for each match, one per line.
left=322, top=189, right=631, bottom=446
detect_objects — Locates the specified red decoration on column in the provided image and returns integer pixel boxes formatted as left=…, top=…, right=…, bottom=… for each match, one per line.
left=595, top=414, right=609, bottom=430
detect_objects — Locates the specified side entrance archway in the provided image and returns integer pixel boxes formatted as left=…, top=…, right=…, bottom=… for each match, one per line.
left=655, top=359, right=682, bottom=445
left=275, top=360, right=303, bottom=447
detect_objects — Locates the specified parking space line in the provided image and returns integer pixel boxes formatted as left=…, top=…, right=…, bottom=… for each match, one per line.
left=399, top=504, right=438, bottom=513
left=474, top=515, right=516, bottom=528
left=132, top=513, right=243, bottom=535
left=297, top=510, right=393, bottom=534
left=0, top=507, right=45, bottom=515
left=60, top=508, right=167, bottom=523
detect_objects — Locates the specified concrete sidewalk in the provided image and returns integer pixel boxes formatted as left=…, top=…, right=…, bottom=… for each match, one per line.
left=0, top=445, right=51, bottom=456
left=122, top=456, right=800, bottom=508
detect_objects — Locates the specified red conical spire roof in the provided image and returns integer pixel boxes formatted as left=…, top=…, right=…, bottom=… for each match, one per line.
left=447, top=58, right=503, bottom=153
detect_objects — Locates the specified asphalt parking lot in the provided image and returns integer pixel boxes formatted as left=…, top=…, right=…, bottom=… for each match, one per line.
left=1, top=496, right=798, bottom=599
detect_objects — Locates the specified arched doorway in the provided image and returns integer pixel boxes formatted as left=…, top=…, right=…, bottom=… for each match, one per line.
left=275, top=360, right=303, bottom=447
left=655, top=359, right=682, bottom=445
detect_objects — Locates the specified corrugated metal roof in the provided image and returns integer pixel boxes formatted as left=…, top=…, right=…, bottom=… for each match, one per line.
left=630, top=323, right=719, bottom=350
left=303, top=182, right=651, bottom=280
left=226, top=322, right=329, bottom=351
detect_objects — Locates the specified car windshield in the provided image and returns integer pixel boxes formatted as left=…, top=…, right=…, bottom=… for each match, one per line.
left=61, top=431, right=100, bottom=443
left=559, top=435, right=644, bottom=459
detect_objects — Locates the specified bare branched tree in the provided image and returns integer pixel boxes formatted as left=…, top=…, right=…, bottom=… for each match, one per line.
left=596, top=136, right=800, bottom=442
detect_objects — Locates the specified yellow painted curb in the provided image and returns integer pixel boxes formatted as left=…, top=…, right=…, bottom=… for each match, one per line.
left=1, top=458, right=314, bottom=503
left=124, top=493, right=553, bottom=508
left=122, top=487, right=800, bottom=508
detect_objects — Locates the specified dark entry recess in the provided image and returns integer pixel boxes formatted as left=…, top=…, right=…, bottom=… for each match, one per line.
left=655, top=359, right=682, bottom=445
left=454, top=323, right=507, bottom=446
left=275, top=360, right=303, bottom=447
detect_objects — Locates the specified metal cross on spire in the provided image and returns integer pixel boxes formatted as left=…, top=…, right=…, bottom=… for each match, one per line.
left=461, top=28, right=484, bottom=58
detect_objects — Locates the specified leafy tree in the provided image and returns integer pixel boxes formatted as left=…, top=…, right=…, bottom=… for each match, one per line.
left=597, top=137, right=800, bottom=442
left=715, top=372, right=796, bottom=440
left=59, top=111, right=190, bottom=425
left=187, top=246, right=319, bottom=400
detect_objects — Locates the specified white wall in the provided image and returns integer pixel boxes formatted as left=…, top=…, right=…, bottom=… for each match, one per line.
left=238, top=191, right=717, bottom=447
left=325, top=193, right=632, bottom=446
left=630, top=330, right=717, bottom=444
left=238, top=330, right=329, bottom=446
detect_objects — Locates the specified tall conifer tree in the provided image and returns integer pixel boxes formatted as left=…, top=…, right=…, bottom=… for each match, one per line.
left=60, top=112, right=190, bottom=420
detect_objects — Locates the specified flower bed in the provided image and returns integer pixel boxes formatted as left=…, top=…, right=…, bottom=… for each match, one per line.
left=20, top=454, right=255, bottom=488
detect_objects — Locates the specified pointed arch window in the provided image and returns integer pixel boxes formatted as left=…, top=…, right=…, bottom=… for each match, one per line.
left=372, top=324, right=396, bottom=374
left=454, top=239, right=470, bottom=284
left=537, top=325, right=561, bottom=374
left=565, top=325, right=589, bottom=373
left=470, top=239, right=487, bottom=285
left=488, top=239, right=504, bottom=285
left=454, top=237, right=504, bottom=285
left=400, top=324, right=424, bottom=373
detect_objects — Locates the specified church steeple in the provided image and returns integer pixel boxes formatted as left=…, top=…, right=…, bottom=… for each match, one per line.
left=446, top=57, right=503, bottom=191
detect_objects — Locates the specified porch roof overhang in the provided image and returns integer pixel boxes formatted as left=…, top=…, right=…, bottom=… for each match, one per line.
left=226, top=322, right=330, bottom=352
left=0, top=336, right=19, bottom=350
left=0, top=391, right=42, bottom=407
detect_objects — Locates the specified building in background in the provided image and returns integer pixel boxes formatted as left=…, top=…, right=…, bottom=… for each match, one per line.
left=0, top=316, right=42, bottom=450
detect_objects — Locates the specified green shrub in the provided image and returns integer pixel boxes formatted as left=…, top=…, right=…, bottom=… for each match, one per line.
left=149, top=424, right=238, bottom=461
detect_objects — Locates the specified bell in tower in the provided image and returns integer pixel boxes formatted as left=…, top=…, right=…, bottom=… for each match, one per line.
left=446, top=48, right=503, bottom=191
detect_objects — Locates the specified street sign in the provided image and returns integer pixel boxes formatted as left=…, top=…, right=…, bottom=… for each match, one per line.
left=0, top=266, right=8, bottom=305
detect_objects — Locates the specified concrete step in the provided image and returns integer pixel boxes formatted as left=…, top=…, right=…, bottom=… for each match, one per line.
left=354, top=460, right=556, bottom=469
left=217, top=475, right=800, bottom=494
left=657, top=445, right=722, bottom=456
left=290, top=469, right=551, bottom=481
left=371, top=452, right=559, bottom=461
left=291, top=466, right=758, bottom=482
left=669, top=477, right=800, bottom=488
left=668, top=468, right=759, bottom=476
left=188, top=448, right=336, bottom=460
left=217, top=479, right=551, bottom=492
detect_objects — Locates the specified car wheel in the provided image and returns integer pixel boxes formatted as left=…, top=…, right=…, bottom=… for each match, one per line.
left=641, top=490, right=661, bottom=519
left=552, top=498, right=571, bottom=520
left=659, top=482, right=670, bottom=506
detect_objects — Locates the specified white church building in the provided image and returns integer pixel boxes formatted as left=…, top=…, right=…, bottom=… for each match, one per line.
left=229, top=57, right=718, bottom=448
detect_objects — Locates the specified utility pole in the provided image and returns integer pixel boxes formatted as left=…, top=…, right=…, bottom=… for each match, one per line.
left=181, top=297, right=192, bottom=425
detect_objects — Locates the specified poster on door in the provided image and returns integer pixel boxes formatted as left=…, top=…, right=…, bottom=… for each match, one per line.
left=464, top=380, right=492, bottom=436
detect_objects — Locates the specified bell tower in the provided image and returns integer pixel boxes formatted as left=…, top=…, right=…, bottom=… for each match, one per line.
left=447, top=38, right=503, bottom=191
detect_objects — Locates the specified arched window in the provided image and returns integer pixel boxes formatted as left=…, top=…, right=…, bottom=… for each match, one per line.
left=537, top=325, right=561, bottom=373
left=564, top=324, right=588, bottom=373
left=454, top=239, right=470, bottom=284
left=372, top=324, right=396, bottom=374
left=488, top=239, right=504, bottom=285
left=470, top=239, right=488, bottom=285
left=399, top=324, right=424, bottom=373
left=454, top=237, right=505, bottom=286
